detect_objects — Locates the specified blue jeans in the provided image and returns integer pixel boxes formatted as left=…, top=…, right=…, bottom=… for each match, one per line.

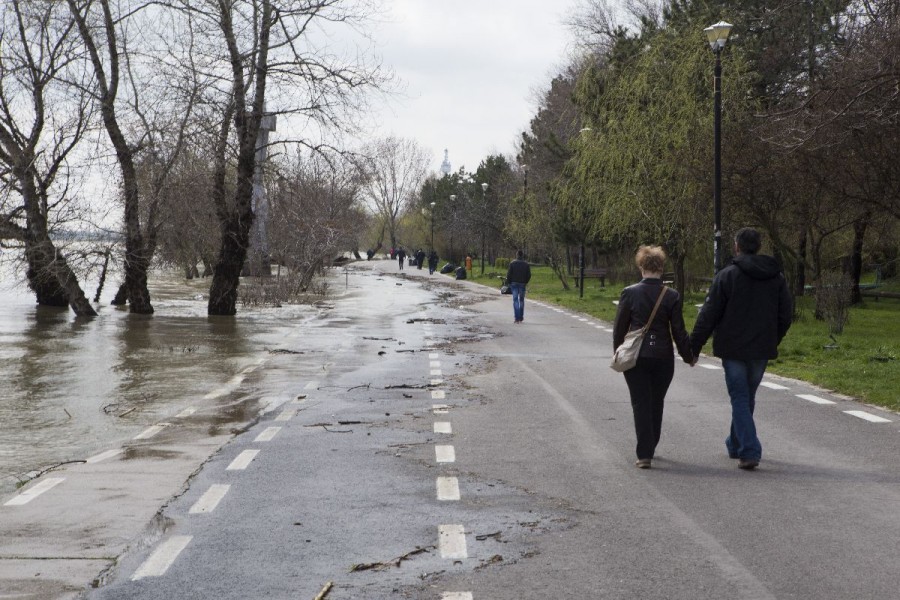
left=722, top=358, right=768, bottom=461
left=510, top=283, right=526, bottom=322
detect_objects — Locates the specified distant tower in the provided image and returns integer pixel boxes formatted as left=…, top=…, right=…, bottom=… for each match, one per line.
left=440, top=149, right=451, bottom=176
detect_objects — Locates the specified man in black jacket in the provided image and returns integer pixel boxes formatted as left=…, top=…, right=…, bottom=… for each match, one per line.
left=506, top=250, right=532, bottom=324
left=690, top=228, right=793, bottom=470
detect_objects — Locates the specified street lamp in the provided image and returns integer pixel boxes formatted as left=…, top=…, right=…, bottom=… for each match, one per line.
left=704, top=20, right=733, bottom=275
left=430, top=201, right=436, bottom=250
left=480, top=182, right=488, bottom=275
left=521, top=164, right=528, bottom=260
left=449, top=194, right=457, bottom=262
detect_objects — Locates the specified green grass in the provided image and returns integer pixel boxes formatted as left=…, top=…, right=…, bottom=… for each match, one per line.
left=468, top=266, right=900, bottom=412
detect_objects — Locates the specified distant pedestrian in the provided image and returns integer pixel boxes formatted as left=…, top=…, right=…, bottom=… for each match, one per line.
left=428, top=250, right=439, bottom=274
left=416, top=249, right=426, bottom=270
left=505, top=250, right=531, bottom=324
left=690, top=227, right=792, bottom=471
left=613, top=245, right=694, bottom=469
left=396, top=247, right=406, bottom=270
left=389, top=247, right=395, bottom=260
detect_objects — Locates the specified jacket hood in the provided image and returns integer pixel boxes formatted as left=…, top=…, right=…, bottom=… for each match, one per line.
left=732, top=254, right=783, bottom=280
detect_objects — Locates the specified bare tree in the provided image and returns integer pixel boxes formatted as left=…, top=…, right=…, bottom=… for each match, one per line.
left=0, top=0, right=96, bottom=315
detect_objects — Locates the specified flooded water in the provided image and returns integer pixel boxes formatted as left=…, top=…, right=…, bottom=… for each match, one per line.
left=0, top=270, right=322, bottom=493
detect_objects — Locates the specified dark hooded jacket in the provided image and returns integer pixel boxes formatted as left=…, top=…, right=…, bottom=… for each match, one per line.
left=691, top=254, right=793, bottom=360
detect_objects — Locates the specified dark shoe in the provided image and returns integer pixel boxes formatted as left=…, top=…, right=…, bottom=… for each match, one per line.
left=738, top=459, right=759, bottom=470
left=635, top=459, right=651, bottom=469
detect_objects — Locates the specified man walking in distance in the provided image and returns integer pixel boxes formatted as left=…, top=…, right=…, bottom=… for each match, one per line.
left=690, top=227, right=792, bottom=470
left=506, top=250, right=532, bottom=324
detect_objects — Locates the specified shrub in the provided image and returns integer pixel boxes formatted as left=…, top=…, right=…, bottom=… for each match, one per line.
left=814, top=270, right=852, bottom=334
left=494, top=257, right=510, bottom=269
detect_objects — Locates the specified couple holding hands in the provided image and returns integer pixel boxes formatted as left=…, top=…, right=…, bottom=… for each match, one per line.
left=612, top=228, right=793, bottom=471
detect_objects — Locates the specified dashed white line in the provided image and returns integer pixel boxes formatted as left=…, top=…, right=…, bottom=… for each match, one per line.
left=435, top=445, right=456, bottom=463
left=797, top=394, right=836, bottom=405
left=578, top=318, right=588, bottom=322
left=175, top=407, right=196, bottom=418
left=431, top=369, right=442, bottom=376
left=275, top=408, right=296, bottom=422
left=432, top=404, right=449, bottom=414
left=255, top=427, right=282, bottom=442
left=429, top=353, right=440, bottom=359
left=760, top=382, right=790, bottom=390
left=699, top=364, right=722, bottom=370
left=442, top=594, right=473, bottom=600
left=4, top=477, right=65, bottom=506
left=304, top=381, right=319, bottom=390
left=431, top=379, right=444, bottom=386
left=131, top=535, right=192, bottom=580
left=133, top=424, right=170, bottom=440
left=86, top=449, right=122, bottom=464
left=189, top=484, right=231, bottom=514
left=432, top=390, right=446, bottom=400
left=438, top=524, right=468, bottom=559
left=844, top=410, right=892, bottom=423
left=430, top=361, right=441, bottom=368
left=434, top=422, right=452, bottom=434
left=437, top=477, right=460, bottom=501
left=226, top=449, right=260, bottom=470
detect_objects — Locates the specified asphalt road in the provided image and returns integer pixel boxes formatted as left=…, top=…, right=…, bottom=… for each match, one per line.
left=3, top=261, right=899, bottom=599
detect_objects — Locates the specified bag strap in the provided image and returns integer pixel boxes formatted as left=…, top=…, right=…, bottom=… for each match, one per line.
left=641, top=286, right=668, bottom=333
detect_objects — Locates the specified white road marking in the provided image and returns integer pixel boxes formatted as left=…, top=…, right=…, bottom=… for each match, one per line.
left=275, top=408, right=296, bottom=422
left=797, top=394, right=836, bottom=405
left=226, top=450, right=260, bottom=470
left=432, top=390, right=446, bottom=400
left=4, top=477, right=65, bottom=506
left=844, top=410, right=892, bottom=423
left=700, top=364, right=722, bottom=370
left=434, top=422, right=452, bottom=434
left=431, top=369, right=442, bottom=376
left=437, top=477, right=460, bottom=501
left=203, top=387, right=230, bottom=400
left=431, top=379, right=444, bottom=386
left=304, top=381, right=319, bottom=390
left=435, top=445, right=456, bottom=463
left=429, top=353, right=440, bottom=359
left=579, top=318, right=588, bottom=322
left=432, top=404, right=449, bottom=414
left=175, top=407, right=196, bottom=418
left=133, top=424, right=170, bottom=440
left=189, top=485, right=230, bottom=514
left=603, top=328, right=614, bottom=332
left=131, top=535, right=192, bottom=580
left=255, top=427, right=282, bottom=442
left=760, top=382, right=789, bottom=390
left=430, top=361, right=441, bottom=368
left=86, top=449, right=122, bottom=464
left=594, top=325, right=603, bottom=329
left=438, top=524, right=467, bottom=559
left=442, top=594, right=473, bottom=600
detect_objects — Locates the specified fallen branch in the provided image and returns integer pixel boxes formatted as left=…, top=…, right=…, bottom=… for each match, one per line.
left=313, top=581, right=333, bottom=600
left=18, top=460, right=88, bottom=486
left=476, top=531, right=503, bottom=541
left=349, top=546, right=433, bottom=572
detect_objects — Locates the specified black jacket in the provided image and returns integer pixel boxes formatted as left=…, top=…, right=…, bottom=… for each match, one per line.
left=506, top=259, right=531, bottom=284
left=613, top=278, right=693, bottom=362
left=690, top=254, right=793, bottom=360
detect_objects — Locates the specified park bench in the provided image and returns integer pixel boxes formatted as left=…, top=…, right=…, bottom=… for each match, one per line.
left=575, top=267, right=607, bottom=288
left=860, top=289, right=900, bottom=301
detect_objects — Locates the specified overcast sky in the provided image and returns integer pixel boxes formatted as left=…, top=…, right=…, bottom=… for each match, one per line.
left=368, top=0, right=583, bottom=175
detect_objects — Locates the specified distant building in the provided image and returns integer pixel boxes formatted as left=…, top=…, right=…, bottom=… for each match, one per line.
left=440, top=149, right=451, bottom=176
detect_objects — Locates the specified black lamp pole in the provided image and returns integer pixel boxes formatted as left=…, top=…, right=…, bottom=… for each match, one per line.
left=705, top=21, right=732, bottom=275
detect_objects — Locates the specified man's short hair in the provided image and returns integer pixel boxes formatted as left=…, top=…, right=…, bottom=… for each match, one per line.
left=516, top=250, right=524, bottom=259
left=735, top=227, right=761, bottom=255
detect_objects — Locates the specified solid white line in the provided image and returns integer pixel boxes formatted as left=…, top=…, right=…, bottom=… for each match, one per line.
left=430, top=361, right=441, bottom=368
left=431, top=369, right=442, bottom=376
left=4, top=477, right=65, bottom=506
left=304, top=381, right=319, bottom=390
left=133, top=424, right=169, bottom=440
left=434, top=422, right=452, bottom=434
left=226, top=449, right=260, bottom=470
left=700, top=364, right=722, bottom=370
left=797, top=394, right=836, bottom=405
left=189, top=484, right=230, bottom=514
left=438, top=524, right=467, bottom=559
left=175, top=407, right=196, bottom=418
left=437, top=477, right=460, bottom=501
left=432, top=404, right=449, bottom=414
left=435, top=445, right=456, bottom=463
left=275, top=408, right=296, bottom=422
left=131, top=535, right=192, bottom=580
left=844, top=410, right=892, bottom=423
left=255, top=427, right=282, bottom=442
left=86, top=449, right=122, bottom=464
left=442, top=594, right=473, bottom=600
left=432, top=390, right=446, bottom=400
left=759, top=381, right=789, bottom=390
left=429, top=353, right=440, bottom=359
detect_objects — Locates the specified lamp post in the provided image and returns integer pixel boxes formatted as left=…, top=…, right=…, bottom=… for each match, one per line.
left=521, top=164, right=528, bottom=259
left=480, top=182, right=488, bottom=275
left=430, top=201, right=436, bottom=250
left=704, top=20, right=733, bottom=275
left=449, top=194, right=457, bottom=262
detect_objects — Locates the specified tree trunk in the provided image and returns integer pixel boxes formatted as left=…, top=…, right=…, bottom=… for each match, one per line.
left=849, top=212, right=869, bottom=304
left=795, top=228, right=808, bottom=296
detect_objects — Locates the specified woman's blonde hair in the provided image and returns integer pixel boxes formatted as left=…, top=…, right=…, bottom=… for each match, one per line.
left=635, top=245, right=666, bottom=273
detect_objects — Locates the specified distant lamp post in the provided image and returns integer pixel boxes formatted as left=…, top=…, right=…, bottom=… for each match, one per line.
left=430, top=201, right=436, bottom=250
left=521, top=164, right=528, bottom=259
left=704, top=20, right=733, bottom=275
left=449, top=194, right=457, bottom=262
left=577, top=127, right=593, bottom=298
left=480, top=182, right=488, bottom=275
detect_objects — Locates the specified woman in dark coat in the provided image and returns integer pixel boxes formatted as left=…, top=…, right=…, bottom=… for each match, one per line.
left=613, top=245, right=694, bottom=468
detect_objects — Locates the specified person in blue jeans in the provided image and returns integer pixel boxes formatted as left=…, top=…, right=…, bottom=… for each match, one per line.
left=690, top=227, right=793, bottom=470
left=505, top=250, right=531, bottom=324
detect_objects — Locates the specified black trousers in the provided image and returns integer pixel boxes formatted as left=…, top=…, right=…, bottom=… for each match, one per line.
left=623, top=357, right=675, bottom=460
